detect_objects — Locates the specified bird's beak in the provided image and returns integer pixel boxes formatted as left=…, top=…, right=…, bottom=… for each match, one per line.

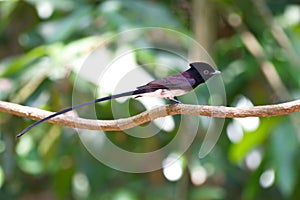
left=210, top=70, right=221, bottom=75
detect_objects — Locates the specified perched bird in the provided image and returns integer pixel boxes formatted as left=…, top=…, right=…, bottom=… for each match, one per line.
left=17, top=62, right=220, bottom=137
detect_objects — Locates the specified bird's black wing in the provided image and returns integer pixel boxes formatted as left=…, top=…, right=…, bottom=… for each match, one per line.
left=137, top=73, right=196, bottom=91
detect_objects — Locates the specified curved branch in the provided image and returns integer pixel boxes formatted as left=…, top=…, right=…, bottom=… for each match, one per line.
left=1, top=100, right=300, bottom=131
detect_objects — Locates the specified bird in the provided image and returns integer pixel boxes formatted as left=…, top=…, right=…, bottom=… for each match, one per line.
left=17, top=62, right=220, bottom=137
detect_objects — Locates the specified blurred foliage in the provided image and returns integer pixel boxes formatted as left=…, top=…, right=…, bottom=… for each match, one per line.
left=1, top=0, right=300, bottom=199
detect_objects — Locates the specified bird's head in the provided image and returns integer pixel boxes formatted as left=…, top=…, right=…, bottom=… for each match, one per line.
left=189, top=62, right=221, bottom=81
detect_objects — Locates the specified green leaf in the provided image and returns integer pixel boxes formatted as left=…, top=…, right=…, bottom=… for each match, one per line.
left=229, top=116, right=285, bottom=163
left=269, top=119, right=298, bottom=197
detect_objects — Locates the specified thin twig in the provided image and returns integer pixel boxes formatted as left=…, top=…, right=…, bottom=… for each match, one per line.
left=1, top=100, right=300, bottom=132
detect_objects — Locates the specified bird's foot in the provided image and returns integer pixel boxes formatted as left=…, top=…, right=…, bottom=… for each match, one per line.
left=167, top=97, right=182, bottom=104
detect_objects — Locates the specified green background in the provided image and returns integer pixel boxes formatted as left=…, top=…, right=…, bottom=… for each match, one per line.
left=1, top=0, right=300, bottom=199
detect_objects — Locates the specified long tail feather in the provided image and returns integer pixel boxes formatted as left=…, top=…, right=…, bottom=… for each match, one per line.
left=17, top=89, right=145, bottom=138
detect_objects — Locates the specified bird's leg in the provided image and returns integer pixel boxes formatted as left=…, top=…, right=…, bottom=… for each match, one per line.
left=167, top=97, right=182, bottom=104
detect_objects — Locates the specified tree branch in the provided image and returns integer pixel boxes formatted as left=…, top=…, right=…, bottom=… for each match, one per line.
left=1, top=100, right=300, bottom=131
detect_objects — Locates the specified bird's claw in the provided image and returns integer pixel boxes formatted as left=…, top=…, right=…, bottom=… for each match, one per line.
left=167, top=97, right=182, bottom=104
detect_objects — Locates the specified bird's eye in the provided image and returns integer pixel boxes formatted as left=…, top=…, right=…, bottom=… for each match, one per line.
left=203, top=70, right=209, bottom=75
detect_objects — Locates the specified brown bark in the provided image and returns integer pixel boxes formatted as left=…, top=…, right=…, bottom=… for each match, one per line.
left=1, top=100, right=300, bottom=132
